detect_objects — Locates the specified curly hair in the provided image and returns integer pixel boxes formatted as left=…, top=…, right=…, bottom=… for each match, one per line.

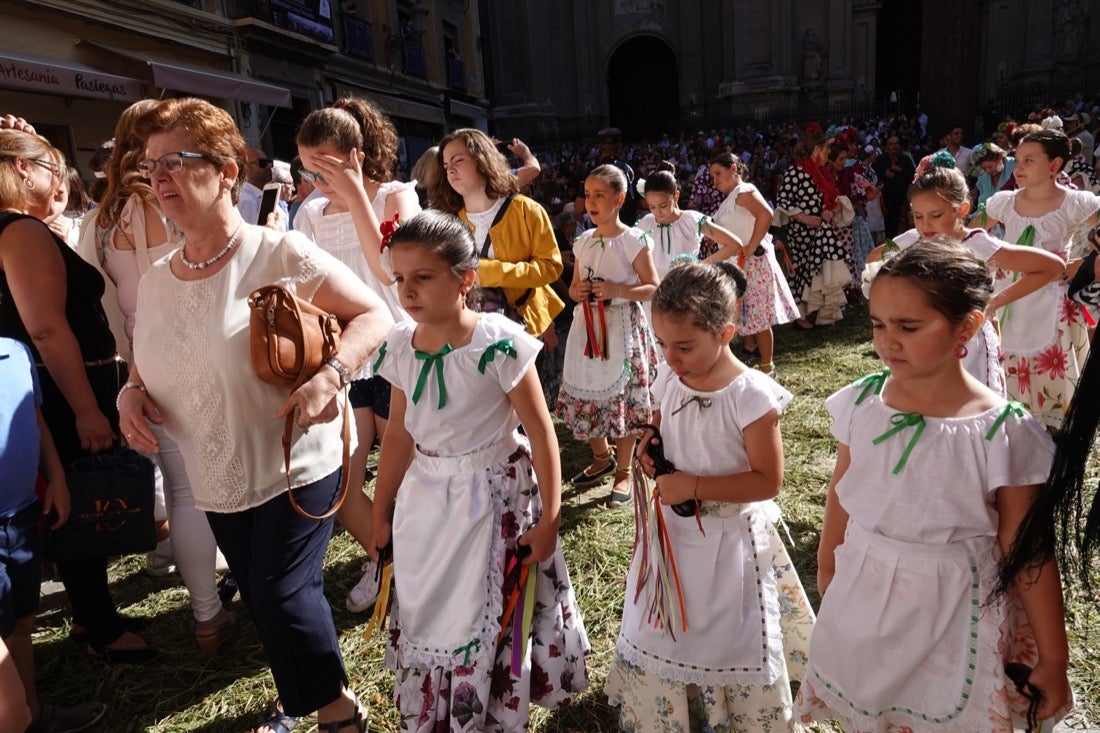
left=99, top=99, right=160, bottom=231
left=430, top=128, right=516, bottom=215
left=135, top=97, right=247, bottom=204
left=296, top=97, right=398, bottom=183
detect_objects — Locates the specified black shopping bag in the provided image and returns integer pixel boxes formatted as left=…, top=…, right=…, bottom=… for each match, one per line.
left=47, top=447, right=156, bottom=562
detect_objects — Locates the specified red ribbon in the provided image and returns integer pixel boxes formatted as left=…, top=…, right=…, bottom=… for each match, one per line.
left=581, top=299, right=609, bottom=359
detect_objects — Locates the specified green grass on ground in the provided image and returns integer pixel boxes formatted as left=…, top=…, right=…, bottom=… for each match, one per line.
left=32, top=301, right=1099, bottom=731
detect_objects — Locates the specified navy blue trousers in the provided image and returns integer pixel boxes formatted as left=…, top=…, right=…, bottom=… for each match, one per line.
left=206, top=469, right=348, bottom=716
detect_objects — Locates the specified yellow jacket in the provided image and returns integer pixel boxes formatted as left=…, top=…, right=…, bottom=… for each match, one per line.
left=460, top=195, right=564, bottom=335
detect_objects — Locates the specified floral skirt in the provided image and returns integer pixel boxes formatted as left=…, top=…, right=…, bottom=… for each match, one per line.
left=741, top=242, right=801, bottom=335
left=605, top=520, right=815, bottom=733
left=384, top=440, right=591, bottom=732
left=556, top=302, right=658, bottom=440
left=1003, top=300, right=1090, bottom=430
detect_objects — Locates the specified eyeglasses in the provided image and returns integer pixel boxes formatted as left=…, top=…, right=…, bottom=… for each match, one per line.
left=248, top=158, right=272, bottom=168
left=138, top=152, right=210, bottom=177
left=298, top=167, right=326, bottom=184
left=31, top=158, right=62, bottom=177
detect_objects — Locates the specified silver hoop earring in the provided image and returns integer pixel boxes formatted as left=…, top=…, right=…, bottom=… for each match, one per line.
left=24, top=177, right=35, bottom=191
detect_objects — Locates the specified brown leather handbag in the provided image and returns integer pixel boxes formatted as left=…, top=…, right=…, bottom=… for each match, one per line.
left=247, top=284, right=352, bottom=519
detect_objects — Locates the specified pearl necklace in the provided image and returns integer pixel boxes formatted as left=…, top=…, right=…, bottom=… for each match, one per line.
left=178, top=221, right=245, bottom=270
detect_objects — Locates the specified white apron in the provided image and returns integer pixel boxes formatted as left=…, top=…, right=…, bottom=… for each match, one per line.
left=616, top=501, right=786, bottom=687
left=391, top=439, right=516, bottom=669
left=561, top=300, right=632, bottom=400
left=995, top=279, right=1061, bottom=356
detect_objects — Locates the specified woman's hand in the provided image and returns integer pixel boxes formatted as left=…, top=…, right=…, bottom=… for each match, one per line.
left=1026, top=658, right=1073, bottom=720
left=799, top=214, right=823, bottom=228
left=275, top=367, right=342, bottom=428
left=75, top=408, right=115, bottom=453
left=118, top=388, right=163, bottom=454
left=654, top=471, right=695, bottom=506
left=590, top=279, right=617, bottom=300
left=41, top=475, right=70, bottom=529
left=570, top=279, right=593, bottom=302
left=517, top=517, right=558, bottom=565
left=305, top=148, right=367, bottom=202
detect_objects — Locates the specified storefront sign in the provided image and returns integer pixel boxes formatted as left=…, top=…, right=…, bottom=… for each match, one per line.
left=0, top=52, right=147, bottom=101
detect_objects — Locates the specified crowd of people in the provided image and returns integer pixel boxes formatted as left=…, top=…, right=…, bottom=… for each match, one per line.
left=0, top=89, right=1099, bottom=733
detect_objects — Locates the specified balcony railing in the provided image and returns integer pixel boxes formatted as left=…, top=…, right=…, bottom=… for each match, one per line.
left=342, top=15, right=374, bottom=61
left=383, top=26, right=427, bottom=78
left=227, top=0, right=336, bottom=45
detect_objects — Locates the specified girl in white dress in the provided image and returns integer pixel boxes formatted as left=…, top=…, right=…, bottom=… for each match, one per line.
left=983, top=129, right=1099, bottom=429
left=369, top=210, right=589, bottom=732
left=863, top=155, right=1064, bottom=396
left=797, top=238, right=1072, bottom=732
left=709, top=154, right=801, bottom=376
left=556, top=165, right=660, bottom=503
left=604, top=261, right=815, bottom=732
left=294, top=98, right=420, bottom=613
left=635, top=161, right=744, bottom=278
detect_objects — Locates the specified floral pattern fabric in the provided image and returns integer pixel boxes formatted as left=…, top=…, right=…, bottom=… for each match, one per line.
left=384, top=445, right=591, bottom=732
left=605, top=521, right=814, bottom=733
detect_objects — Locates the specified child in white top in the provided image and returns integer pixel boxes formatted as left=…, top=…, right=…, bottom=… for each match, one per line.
left=604, top=262, right=815, bottom=732
left=797, top=238, right=1072, bottom=732
left=556, top=164, right=661, bottom=503
left=983, top=129, right=1100, bottom=429
left=635, top=161, right=744, bottom=278
left=864, top=154, right=1064, bottom=396
left=369, top=210, right=589, bottom=731
left=295, top=98, right=419, bottom=613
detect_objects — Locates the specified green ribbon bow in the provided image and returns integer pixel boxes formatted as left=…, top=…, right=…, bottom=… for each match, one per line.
left=452, top=637, right=481, bottom=666
left=853, top=369, right=890, bottom=405
left=975, top=202, right=988, bottom=229
left=657, top=223, right=672, bottom=254
left=412, top=344, right=453, bottom=409
left=872, top=412, right=926, bottom=475
left=371, top=341, right=388, bottom=372
left=984, top=401, right=1027, bottom=441
left=478, top=339, right=517, bottom=374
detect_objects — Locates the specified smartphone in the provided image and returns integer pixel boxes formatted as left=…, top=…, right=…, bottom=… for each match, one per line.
left=257, top=182, right=281, bottom=225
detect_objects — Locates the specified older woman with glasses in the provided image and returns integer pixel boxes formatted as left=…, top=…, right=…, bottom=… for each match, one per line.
left=118, top=98, right=392, bottom=733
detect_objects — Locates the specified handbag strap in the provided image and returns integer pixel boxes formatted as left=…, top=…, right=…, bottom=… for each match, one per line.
left=283, top=383, right=352, bottom=520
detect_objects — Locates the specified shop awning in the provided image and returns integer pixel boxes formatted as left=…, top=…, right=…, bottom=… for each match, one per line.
left=0, top=51, right=148, bottom=101
left=80, top=41, right=292, bottom=108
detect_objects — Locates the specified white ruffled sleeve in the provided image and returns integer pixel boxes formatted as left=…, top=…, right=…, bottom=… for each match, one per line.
left=983, top=404, right=1055, bottom=496
left=735, top=372, right=793, bottom=426
left=825, top=382, right=861, bottom=446
left=478, top=315, right=541, bottom=393
left=650, top=361, right=675, bottom=413
left=984, top=191, right=1014, bottom=223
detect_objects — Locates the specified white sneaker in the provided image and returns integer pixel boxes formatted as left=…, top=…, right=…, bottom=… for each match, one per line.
left=345, top=559, right=380, bottom=613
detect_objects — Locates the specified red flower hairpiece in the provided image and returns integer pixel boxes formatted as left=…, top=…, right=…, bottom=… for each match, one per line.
left=379, top=213, right=401, bottom=253
left=805, top=121, right=823, bottom=137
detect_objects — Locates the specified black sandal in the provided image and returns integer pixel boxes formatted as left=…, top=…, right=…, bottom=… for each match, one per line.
left=317, top=696, right=368, bottom=733
left=252, top=700, right=300, bottom=733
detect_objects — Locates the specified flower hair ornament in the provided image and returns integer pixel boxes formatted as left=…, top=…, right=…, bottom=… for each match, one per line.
left=913, top=150, right=957, bottom=182
left=379, top=212, right=401, bottom=279
left=805, top=121, right=823, bottom=138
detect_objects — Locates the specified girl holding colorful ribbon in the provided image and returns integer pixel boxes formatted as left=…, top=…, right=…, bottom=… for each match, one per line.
left=981, top=129, right=1099, bottom=429
left=556, top=164, right=661, bottom=504
left=863, top=154, right=1064, bottom=396
left=368, top=210, right=589, bottom=731
left=604, top=260, right=815, bottom=732
left=797, top=238, right=1072, bottom=732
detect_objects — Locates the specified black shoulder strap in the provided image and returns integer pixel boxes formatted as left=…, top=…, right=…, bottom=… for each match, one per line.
left=480, top=194, right=516, bottom=258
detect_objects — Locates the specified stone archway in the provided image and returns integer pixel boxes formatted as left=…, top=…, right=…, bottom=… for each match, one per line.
left=607, top=35, right=679, bottom=141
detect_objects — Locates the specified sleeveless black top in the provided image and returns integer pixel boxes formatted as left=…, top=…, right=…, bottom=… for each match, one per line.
left=0, top=211, right=116, bottom=362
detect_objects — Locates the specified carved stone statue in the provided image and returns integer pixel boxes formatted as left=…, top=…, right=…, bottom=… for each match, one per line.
left=802, top=28, right=826, bottom=83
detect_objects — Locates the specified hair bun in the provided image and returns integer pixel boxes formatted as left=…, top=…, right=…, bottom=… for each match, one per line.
left=656, top=160, right=676, bottom=174
left=713, top=260, right=747, bottom=299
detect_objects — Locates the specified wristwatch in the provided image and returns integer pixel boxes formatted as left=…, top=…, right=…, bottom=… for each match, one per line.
left=325, top=356, right=352, bottom=387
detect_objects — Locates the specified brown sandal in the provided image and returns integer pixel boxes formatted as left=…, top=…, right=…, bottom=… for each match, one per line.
left=317, top=695, right=368, bottom=733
